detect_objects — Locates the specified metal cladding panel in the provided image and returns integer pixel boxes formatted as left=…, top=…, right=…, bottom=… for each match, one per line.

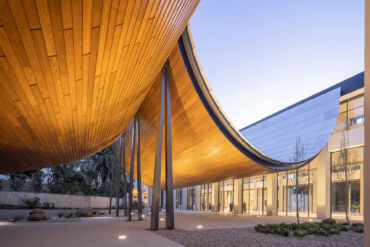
left=241, top=88, right=341, bottom=162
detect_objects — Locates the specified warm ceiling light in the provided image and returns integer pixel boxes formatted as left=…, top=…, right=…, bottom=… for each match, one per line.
left=118, top=235, right=127, bottom=240
left=160, top=218, right=164, bottom=221
left=196, top=225, right=203, bottom=229
left=142, top=214, right=145, bottom=217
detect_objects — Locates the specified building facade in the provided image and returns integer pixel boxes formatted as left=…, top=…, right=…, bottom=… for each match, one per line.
left=162, top=72, right=364, bottom=220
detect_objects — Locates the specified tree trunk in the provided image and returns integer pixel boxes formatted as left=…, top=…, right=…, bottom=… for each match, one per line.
left=109, top=168, right=113, bottom=214
left=296, top=168, right=300, bottom=224
left=345, top=167, right=350, bottom=224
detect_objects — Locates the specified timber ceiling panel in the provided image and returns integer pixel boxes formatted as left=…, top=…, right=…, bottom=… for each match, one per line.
left=0, top=0, right=199, bottom=173
left=125, top=46, right=271, bottom=188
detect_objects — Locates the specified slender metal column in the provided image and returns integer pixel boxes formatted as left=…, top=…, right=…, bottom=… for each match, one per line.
left=164, top=61, right=174, bottom=229
left=308, top=163, right=310, bottom=218
left=150, top=65, right=166, bottom=230
left=136, top=117, right=143, bottom=221
left=207, top=184, right=210, bottom=212
left=116, top=138, right=122, bottom=217
left=128, top=119, right=136, bottom=221
left=286, top=171, right=288, bottom=216
left=248, top=177, right=251, bottom=214
left=262, top=173, right=265, bottom=215
left=122, top=136, right=128, bottom=216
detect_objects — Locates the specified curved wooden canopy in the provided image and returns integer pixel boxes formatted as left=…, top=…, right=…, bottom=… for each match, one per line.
left=123, top=28, right=312, bottom=188
left=0, top=0, right=199, bottom=173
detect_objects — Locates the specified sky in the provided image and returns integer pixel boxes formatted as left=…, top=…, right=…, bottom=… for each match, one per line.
left=189, top=0, right=364, bottom=129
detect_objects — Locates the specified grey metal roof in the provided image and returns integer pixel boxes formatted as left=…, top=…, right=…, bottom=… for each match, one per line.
left=240, top=72, right=364, bottom=132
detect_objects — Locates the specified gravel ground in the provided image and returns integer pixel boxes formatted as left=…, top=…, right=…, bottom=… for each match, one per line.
left=157, top=227, right=363, bottom=247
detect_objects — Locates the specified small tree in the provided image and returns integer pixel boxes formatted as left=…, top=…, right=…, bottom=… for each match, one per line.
left=332, top=132, right=356, bottom=224
left=31, top=170, right=44, bottom=192
left=290, top=137, right=306, bottom=225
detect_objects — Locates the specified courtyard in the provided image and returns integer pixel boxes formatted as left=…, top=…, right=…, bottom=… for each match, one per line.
left=0, top=212, right=363, bottom=247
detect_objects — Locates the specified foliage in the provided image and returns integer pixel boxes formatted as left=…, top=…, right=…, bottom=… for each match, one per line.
left=290, top=137, right=307, bottom=225
left=332, top=132, right=357, bottom=224
left=255, top=219, right=364, bottom=237
left=21, top=197, right=41, bottom=209
left=30, top=170, right=44, bottom=192
left=5, top=144, right=131, bottom=198
left=41, top=202, right=55, bottom=209
left=9, top=173, right=28, bottom=191
left=10, top=215, right=25, bottom=222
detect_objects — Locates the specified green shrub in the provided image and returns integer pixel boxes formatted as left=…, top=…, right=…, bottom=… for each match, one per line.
left=41, top=202, right=55, bottom=209
left=21, top=197, right=41, bottom=209
left=293, top=230, right=307, bottom=238
left=321, top=218, right=336, bottom=225
left=10, top=215, right=25, bottom=222
left=329, top=228, right=340, bottom=235
left=350, top=224, right=364, bottom=233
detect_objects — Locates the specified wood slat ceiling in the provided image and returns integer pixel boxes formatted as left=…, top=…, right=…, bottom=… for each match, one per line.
left=125, top=46, right=271, bottom=188
left=0, top=0, right=199, bottom=173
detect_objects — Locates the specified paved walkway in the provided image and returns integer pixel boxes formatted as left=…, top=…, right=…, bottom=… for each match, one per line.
left=0, top=212, right=362, bottom=247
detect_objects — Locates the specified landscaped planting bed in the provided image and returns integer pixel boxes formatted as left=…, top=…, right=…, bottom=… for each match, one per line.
left=255, top=218, right=364, bottom=237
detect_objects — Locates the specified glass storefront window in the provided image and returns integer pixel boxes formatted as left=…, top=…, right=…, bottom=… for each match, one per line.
left=200, top=184, right=212, bottom=212
left=176, top=189, right=182, bottom=210
left=219, top=180, right=234, bottom=213
left=187, top=186, right=195, bottom=210
left=334, top=95, right=364, bottom=134
left=330, top=146, right=363, bottom=217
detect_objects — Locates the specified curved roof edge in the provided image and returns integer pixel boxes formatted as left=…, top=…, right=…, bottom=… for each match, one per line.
left=177, top=26, right=333, bottom=171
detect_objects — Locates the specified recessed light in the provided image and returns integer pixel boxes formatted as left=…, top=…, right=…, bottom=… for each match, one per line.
left=118, top=235, right=127, bottom=239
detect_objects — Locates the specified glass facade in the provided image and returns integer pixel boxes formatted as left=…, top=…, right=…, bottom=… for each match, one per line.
left=334, top=95, right=364, bottom=134
left=166, top=91, right=364, bottom=221
left=187, top=186, right=196, bottom=210
left=200, top=183, right=212, bottom=212
left=219, top=180, right=234, bottom=213
left=176, top=189, right=182, bottom=210
left=330, top=146, right=363, bottom=216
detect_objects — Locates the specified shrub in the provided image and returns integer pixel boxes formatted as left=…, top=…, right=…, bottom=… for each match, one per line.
left=41, top=202, right=55, bottom=209
left=21, top=197, right=41, bottom=209
left=65, top=213, right=75, bottom=218
left=293, top=230, right=307, bottom=238
left=10, top=215, right=25, bottom=222
left=321, top=218, right=336, bottom=225
left=350, top=223, right=364, bottom=233
left=58, top=212, right=65, bottom=218
left=255, top=221, right=363, bottom=238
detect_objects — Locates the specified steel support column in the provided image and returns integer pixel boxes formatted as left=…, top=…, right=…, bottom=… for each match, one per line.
left=136, top=117, right=143, bottom=221
left=116, top=137, right=122, bottom=217
left=165, top=62, right=174, bottom=230
left=150, top=64, right=166, bottom=230
left=128, top=119, right=136, bottom=221
left=122, top=136, right=128, bottom=217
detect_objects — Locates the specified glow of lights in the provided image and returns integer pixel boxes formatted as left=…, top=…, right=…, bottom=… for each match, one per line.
left=0, top=222, right=12, bottom=226
left=160, top=218, right=164, bottom=221
left=142, top=214, right=145, bottom=218
left=196, top=225, right=203, bottom=229
left=118, top=235, right=127, bottom=240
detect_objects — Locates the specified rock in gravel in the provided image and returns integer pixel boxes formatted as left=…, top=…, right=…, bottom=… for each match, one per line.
left=75, top=208, right=93, bottom=217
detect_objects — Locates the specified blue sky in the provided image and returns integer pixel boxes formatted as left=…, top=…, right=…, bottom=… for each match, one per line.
left=189, top=0, right=364, bottom=129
